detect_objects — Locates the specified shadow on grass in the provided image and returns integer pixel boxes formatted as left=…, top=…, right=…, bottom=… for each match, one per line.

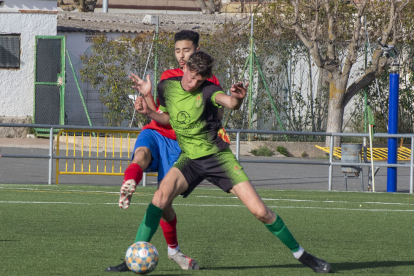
left=332, top=260, right=414, bottom=271
left=203, top=260, right=414, bottom=272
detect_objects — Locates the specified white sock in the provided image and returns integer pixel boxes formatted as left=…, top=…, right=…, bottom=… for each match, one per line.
left=293, top=246, right=305, bottom=259
left=168, top=245, right=180, bottom=255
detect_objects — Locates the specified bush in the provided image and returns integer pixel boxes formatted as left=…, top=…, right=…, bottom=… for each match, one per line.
left=250, top=145, right=275, bottom=156
left=276, top=146, right=288, bottom=156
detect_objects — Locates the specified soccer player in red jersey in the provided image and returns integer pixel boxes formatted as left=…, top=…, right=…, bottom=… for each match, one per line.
left=106, top=30, right=224, bottom=272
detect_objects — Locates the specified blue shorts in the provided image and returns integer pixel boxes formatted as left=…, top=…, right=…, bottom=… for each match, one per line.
left=132, top=129, right=181, bottom=182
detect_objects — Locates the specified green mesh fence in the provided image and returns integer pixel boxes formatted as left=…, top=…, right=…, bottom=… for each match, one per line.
left=73, top=30, right=414, bottom=142
left=76, top=31, right=331, bottom=142
left=33, top=36, right=66, bottom=135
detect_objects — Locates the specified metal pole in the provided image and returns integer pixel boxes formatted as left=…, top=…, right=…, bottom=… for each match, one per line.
left=153, top=16, right=159, bottom=101
left=60, top=37, right=66, bottom=126
left=143, top=172, right=147, bottom=187
left=387, top=73, right=399, bottom=192
left=236, top=132, right=241, bottom=161
left=129, top=33, right=156, bottom=128
left=363, top=17, right=368, bottom=147
left=240, top=57, right=250, bottom=82
left=248, top=14, right=254, bottom=140
left=103, top=0, right=108, bottom=13
left=49, top=127, right=54, bottom=184
left=328, top=134, right=334, bottom=191
left=410, top=137, right=414, bottom=194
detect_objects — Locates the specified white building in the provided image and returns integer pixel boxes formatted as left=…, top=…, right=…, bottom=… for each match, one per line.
left=0, top=0, right=57, bottom=128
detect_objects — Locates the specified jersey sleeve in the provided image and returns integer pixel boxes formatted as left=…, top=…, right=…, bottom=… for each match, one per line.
left=211, top=91, right=225, bottom=107
left=203, top=82, right=225, bottom=107
left=157, top=81, right=168, bottom=113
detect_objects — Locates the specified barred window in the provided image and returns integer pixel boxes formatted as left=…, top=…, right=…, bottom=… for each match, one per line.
left=0, top=34, right=21, bottom=69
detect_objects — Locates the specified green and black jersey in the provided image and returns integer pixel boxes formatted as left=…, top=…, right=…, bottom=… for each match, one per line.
left=158, top=76, right=229, bottom=159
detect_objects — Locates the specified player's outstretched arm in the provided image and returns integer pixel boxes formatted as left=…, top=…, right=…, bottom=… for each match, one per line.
left=215, top=82, right=249, bottom=110
left=135, top=96, right=170, bottom=125
left=129, top=74, right=158, bottom=111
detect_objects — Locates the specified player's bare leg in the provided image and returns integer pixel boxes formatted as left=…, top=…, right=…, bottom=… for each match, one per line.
left=119, top=147, right=151, bottom=209
left=230, top=181, right=332, bottom=273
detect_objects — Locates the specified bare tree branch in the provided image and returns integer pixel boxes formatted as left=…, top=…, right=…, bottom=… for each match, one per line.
left=342, top=0, right=368, bottom=77
left=311, top=0, right=320, bottom=41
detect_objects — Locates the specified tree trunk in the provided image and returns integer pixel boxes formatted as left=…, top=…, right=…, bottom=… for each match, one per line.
left=325, top=80, right=346, bottom=147
left=207, top=0, right=217, bottom=12
left=78, top=0, right=86, bottom=12
left=194, top=0, right=214, bottom=14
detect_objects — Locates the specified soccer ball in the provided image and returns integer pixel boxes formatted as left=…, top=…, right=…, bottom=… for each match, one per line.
left=125, top=242, right=159, bottom=274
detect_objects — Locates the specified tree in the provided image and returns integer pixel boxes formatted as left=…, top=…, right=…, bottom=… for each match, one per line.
left=263, top=0, right=411, bottom=146
left=194, top=0, right=221, bottom=14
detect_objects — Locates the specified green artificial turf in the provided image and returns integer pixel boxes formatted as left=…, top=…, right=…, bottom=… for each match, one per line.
left=1, top=184, right=413, bottom=275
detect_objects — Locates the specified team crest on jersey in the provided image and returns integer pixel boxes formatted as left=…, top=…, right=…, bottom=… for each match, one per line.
left=218, top=128, right=230, bottom=144
left=177, top=111, right=190, bottom=124
left=234, top=165, right=241, bottom=175
left=195, top=94, right=202, bottom=107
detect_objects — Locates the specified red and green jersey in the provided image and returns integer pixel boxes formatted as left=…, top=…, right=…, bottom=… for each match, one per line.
left=158, top=76, right=229, bottom=159
left=141, top=68, right=220, bottom=140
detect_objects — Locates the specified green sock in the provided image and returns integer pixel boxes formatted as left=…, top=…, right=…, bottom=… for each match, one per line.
left=265, top=214, right=300, bottom=253
left=134, top=203, right=163, bottom=243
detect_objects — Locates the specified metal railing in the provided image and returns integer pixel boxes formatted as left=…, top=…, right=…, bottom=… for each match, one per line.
left=1, top=123, right=413, bottom=193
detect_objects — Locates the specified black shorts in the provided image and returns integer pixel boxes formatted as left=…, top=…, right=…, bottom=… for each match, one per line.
left=173, top=148, right=250, bottom=197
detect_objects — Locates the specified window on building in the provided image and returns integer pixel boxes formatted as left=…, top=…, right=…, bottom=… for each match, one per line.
left=0, top=34, right=21, bottom=69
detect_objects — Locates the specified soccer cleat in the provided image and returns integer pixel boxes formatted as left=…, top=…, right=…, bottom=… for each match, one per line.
left=104, top=260, right=130, bottom=272
left=119, top=179, right=137, bottom=209
left=168, top=250, right=200, bottom=270
left=298, top=251, right=332, bottom=273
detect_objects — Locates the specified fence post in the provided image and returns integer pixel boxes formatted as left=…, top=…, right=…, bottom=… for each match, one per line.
left=387, top=73, right=399, bottom=192
left=49, top=127, right=54, bottom=185
left=236, top=132, right=240, bottom=161
left=328, top=134, right=334, bottom=191
left=143, top=172, right=147, bottom=187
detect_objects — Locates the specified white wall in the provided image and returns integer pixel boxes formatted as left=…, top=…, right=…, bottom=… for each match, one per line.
left=0, top=0, right=57, bottom=117
left=0, top=0, right=57, bottom=11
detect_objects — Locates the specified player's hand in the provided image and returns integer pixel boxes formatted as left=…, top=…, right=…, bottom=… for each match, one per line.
left=230, top=82, right=249, bottom=99
left=129, top=74, right=152, bottom=97
left=135, top=96, right=150, bottom=115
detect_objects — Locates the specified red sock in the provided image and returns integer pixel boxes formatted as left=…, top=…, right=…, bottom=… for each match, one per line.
left=160, top=215, right=178, bottom=248
left=123, top=163, right=143, bottom=184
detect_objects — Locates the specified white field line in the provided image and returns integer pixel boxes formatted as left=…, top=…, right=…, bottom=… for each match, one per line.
left=1, top=186, right=414, bottom=207
left=0, top=200, right=414, bottom=212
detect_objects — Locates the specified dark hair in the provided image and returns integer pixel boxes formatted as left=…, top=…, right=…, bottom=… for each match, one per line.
left=174, top=30, right=199, bottom=48
left=186, top=51, right=214, bottom=79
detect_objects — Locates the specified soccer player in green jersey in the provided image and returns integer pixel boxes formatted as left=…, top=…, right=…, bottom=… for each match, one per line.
left=134, top=51, right=332, bottom=273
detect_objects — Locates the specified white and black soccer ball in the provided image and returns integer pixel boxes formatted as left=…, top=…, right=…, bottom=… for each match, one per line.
left=125, top=241, right=159, bottom=274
